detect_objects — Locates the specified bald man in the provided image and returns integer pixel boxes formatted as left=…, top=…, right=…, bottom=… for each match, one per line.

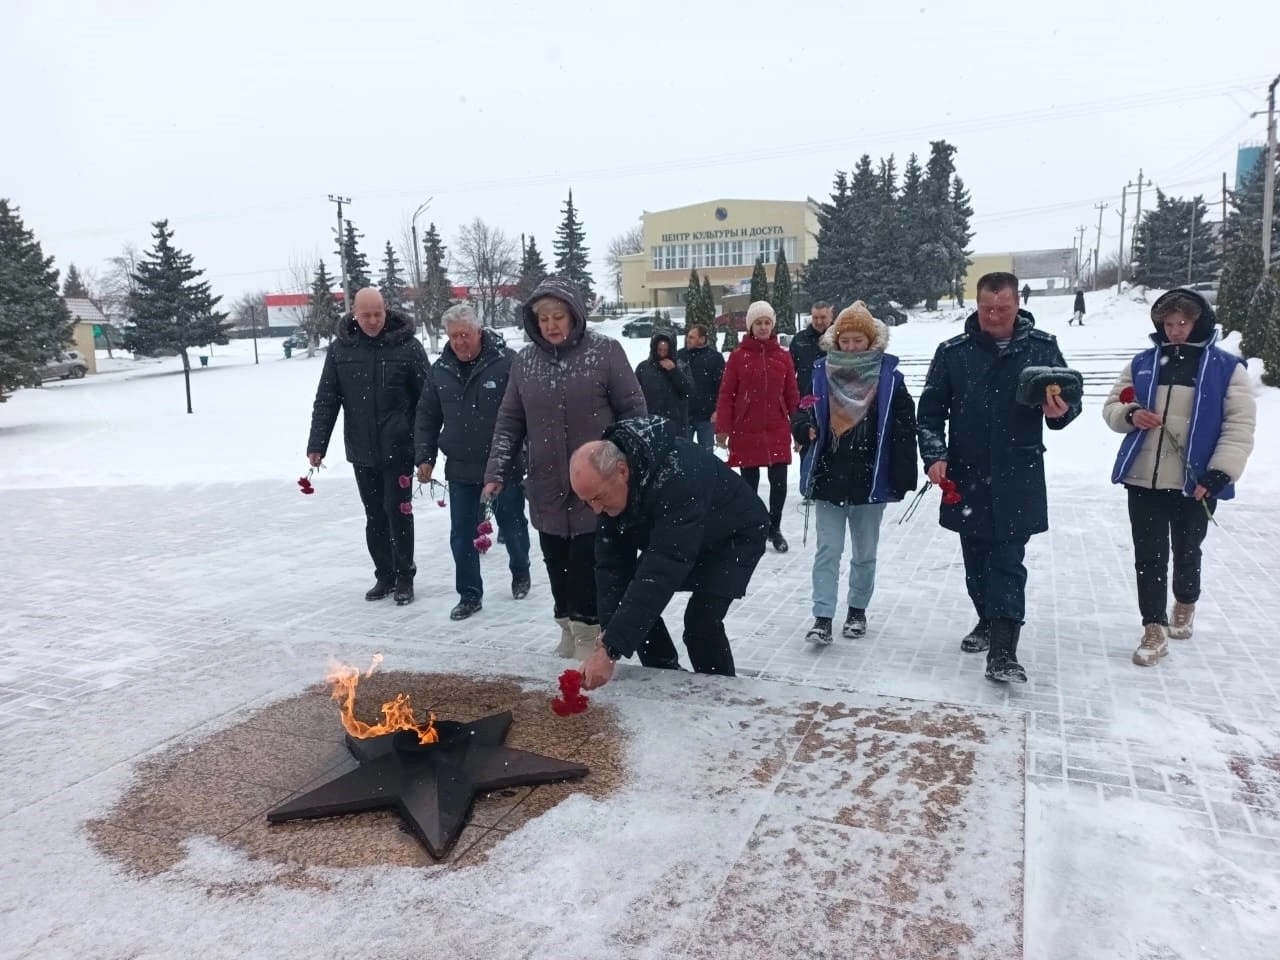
left=307, top=288, right=430, bottom=604
left=570, top=416, right=769, bottom=690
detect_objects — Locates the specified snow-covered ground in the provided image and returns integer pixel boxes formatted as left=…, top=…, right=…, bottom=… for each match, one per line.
left=1, top=290, right=1278, bottom=958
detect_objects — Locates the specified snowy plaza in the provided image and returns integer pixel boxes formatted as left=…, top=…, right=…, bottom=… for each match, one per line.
left=2, top=294, right=1279, bottom=959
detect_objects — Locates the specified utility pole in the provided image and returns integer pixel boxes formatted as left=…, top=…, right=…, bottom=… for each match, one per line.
left=1187, top=198, right=1199, bottom=284
left=1263, top=74, right=1278, bottom=272
left=1093, top=201, right=1108, bottom=291
left=1129, top=169, right=1152, bottom=265
left=410, top=198, right=432, bottom=343
left=251, top=299, right=260, bottom=365
left=1222, top=172, right=1229, bottom=258
left=1075, top=225, right=1088, bottom=286
left=1117, top=185, right=1129, bottom=293
left=328, top=194, right=352, bottom=314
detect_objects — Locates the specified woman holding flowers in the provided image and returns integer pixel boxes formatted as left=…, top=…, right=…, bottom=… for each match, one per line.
left=1104, top=288, right=1256, bottom=666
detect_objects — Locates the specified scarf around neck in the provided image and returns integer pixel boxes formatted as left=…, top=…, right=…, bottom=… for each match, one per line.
left=826, top=348, right=883, bottom=438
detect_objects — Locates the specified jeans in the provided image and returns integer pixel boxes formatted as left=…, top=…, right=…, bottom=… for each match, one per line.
left=539, top=531, right=597, bottom=622
left=448, top=481, right=531, bottom=602
left=688, top=419, right=715, bottom=451
left=352, top=464, right=416, bottom=581
left=811, top=501, right=887, bottom=617
left=740, top=463, right=788, bottom=532
left=959, top=535, right=1029, bottom=623
left=641, top=594, right=736, bottom=676
left=1126, top=485, right=1216, bottom=625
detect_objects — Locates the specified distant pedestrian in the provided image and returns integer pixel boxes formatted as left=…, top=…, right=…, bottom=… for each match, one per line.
left=634, top=332, right=690, bottom=434
left=676, top=323, right=725, bottom=450
left=1021, top=283, right=1032, bottom=305
left=1103, top=289, right=1255, bottom=667
left=788, top=301, right=834, bottom=398
left=1070, top=290, right=1086, bottom=326
left=306, top=288, right=429, bottom=605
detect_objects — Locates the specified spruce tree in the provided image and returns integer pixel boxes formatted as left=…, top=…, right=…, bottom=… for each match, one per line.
left=62, top=263, right=90, bottom=299
left=805, top=171, right=855, bottom=309
left=1257, top=271, right=1280, bottom=387
left=721, top=322, right=740, bottom=352
left=701, top=275, right=716, bottom=327
left=915, top=141, right=961, bottom=310
left=686, top=267, right=703, bottom=324
left=1219, top=156, right=1277, bottom=335
left=1133, top=192, right=1220, bottom=290
left=770, top=248, right=795, bottom=335
left=516, top=234, right=549, bottom=304
left=866, top=156, right=912, bottom=315
left=377, top=242, right=407, bottom=312
left=0, top=200, right=75, bottom=402
left=1242, top=268, right=1279, bottom=361
left=949, top=175, right=975, bottom=305
left=898, top=153, right=927, bottom=306
left=123, top=219, right=229, bottom=413
left=420, top=222, right=454, bottom=338
left=306, top=261, right=341, bottom=352
left=750, top=257, right=769, bottom=304
left=553, top=189, right=594, bottom=304
left=337, top=219, right=372, bottom=304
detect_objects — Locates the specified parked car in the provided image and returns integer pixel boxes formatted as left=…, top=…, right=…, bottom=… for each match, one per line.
left=41, top=351, right=88, bottom=381
left=282, top=330, right=311, bottom=349
left=622, top=317, right=685, bottom=339
left=1187, top=281, right=1218, bottom=306
left=714, top=311, right=747, bottom=333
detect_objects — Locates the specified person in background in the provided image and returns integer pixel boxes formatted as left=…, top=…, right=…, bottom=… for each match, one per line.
left=414, top=304, right=531, bottom=621
left=676, top=323, right=725, bottom=450
left=1103, top=288, right=1255, bottom=667
left=789, top=300, right=834, bottom=398
left=715, top=300, right=800, bottom=553
left=484, top=277, right=647, bottom=659
left=916, top=272, right=1080, bottom=684
left=306, top=288, right=429, bottom=605
left=793, top=302, right=918, bottom=645
left=1021, top=283, right=1032, bottom=306
left=1070, top=289, right=1087, bottom=326
left=634, top=331, right=690, bottom=435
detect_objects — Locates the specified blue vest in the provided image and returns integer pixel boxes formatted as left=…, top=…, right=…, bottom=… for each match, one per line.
left=800, top=353, right=901, bottom=503
left=1111, top=334, right=1244, bottom=500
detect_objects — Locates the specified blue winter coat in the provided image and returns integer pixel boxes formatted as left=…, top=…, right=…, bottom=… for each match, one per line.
left=916, top=310, right=1080, bottom=540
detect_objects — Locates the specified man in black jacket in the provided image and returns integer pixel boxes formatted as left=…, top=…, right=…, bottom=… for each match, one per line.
left=788, top=301, right=834, bottom=397
left=675, top=323, right=724, bottom=450
left=917, top=272, right=1080, bottom=683
left=634, top=332, right=690, bottom=434
left=414, top=304, right=531, bottom=621
left=307, top=288, right=429, bottom=605
left=569, top=417, right=769, bottom=689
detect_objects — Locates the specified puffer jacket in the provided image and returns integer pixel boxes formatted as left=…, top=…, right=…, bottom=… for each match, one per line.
left=634, top=333, right=690, bottom=432
left=714, top=333, right=801, bottom=468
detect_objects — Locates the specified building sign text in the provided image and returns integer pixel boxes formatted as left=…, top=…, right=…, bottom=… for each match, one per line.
left=660, top=225, right=785, bottom=242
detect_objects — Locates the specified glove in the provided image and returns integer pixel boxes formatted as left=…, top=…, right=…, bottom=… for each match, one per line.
left=790, top=408, right=816, bottom=446
left=1198, top=469, right=1231, bottom=497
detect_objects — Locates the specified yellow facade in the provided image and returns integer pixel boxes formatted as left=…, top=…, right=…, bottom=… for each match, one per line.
left=72, top=322, right=98, bottom=374
left=960, top=253, right=1015, bottom=304
left=621, top=199, right=819, bottom=309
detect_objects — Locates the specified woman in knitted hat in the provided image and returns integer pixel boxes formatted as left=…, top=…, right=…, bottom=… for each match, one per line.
left=792, top=302, right=918, bottom=644
left=714, top=300, right=800, bottom=551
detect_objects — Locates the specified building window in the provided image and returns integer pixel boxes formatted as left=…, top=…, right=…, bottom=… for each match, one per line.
left=730, top=241, right=745, bottom=267
left=701, top=243, right=716, bottom=269
left=717, top=241, right=730, bottom=267
left=783, top=237, right=798, bottom=263
left=662, top=246, right=675, bottom=270
left=651, top=247, right=663, bottom=270
left=676, top=244, right=689, bottom=270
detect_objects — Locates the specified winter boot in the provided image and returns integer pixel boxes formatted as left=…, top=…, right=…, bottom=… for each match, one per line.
left=450, top=599, right=482, bottom=620
left=365, top=578, right=394, bottom=602
left=393, top=575, right=415, bottom=606
left=1168, top=602, right=1195, bottom=640
left=984, top=619, right=1027, bottom=684
left=512, top=570, right=531, bottom=601
left=843, top=607, right=867, bottom=639
left=805, top=617, right=833, bottom=645
left=569, top=620, right=601, bottom=661
left=554, top=617, right=575, bottom=658
left=769, top=529, right=789, bottom=553
left=961, top=618, right=991, bottom=653
left=1132, top=623, right=1169, bottom=666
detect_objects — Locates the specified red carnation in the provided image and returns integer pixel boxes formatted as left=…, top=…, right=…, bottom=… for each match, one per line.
left=551, top=669, right=589, bottom=715
left=473, top=535, right=493, bottom=553
left=799, top=395, right=817, bottom=410
left=938, top=477, right=963, bottom=506
left=1119, top=385, right=1137, bottom=405
left=437, top=499, right=447, bottom=508
left=398, top=475, right=412, bottom=490
left=477, top=520, right=494, bottom=536
left=399, top=501, right=413, bottom=515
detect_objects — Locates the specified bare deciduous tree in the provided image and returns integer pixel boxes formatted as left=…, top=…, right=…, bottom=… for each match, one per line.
left=397, top=220, right=439, bottom=353
left=454, top=218, right=517, bottom=328
left=95, top=243, right=141, bottom=325
left=229, top=290, right=270, bottom=332
left=606, top=223, right=644, bottom=300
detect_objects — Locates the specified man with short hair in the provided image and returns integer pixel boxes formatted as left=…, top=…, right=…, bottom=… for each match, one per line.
left=917, top=272, right=1080, bottom=683
left=675, top=322, right=724, bottom=450
left=415, top=304, right=531, bottom=620
left=307, top=288, right=429, bottom=605
left=570, top=417, right=769, bottom=689
left=788, top=301, right=834, bottom=397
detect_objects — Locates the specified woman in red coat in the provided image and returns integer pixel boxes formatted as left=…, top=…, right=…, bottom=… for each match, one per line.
left=715, top=300, right=801, bottom=552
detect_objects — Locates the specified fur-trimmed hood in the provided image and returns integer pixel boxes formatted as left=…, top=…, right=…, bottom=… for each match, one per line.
left=819, top=317, right=890, bottom=353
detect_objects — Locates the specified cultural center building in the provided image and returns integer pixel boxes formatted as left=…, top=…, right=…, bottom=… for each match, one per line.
left=619, top=198, right=819, bottom=309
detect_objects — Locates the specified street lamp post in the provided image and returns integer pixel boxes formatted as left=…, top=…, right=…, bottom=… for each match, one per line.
left=411, top=198, right=433, bottom=346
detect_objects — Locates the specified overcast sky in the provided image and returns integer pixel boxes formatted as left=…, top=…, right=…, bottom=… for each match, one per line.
left=5, top=0, right=1277, bottom=304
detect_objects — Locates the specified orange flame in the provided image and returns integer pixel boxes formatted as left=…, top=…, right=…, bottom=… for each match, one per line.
left=326, top=655, right=438, bottom=744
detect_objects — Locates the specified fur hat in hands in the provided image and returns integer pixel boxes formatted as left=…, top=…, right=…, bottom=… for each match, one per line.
left=831, top=301, right=878, bottom=346
left=745, top=300, right=776, bottom=325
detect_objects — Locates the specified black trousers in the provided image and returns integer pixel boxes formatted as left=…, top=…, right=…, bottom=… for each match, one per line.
left=741, top=463, right=788, bottom=532
left=352, top=464, right=415, bottom=581
left=1126, top=485, right=1216, bottom=625
left=539, top=531, right=597, bottom=623
left=639, top=594, right=737, bottom=676
left=959, top=535, right=1029, bottom=623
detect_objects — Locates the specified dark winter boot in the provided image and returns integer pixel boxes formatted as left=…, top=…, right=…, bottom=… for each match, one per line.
left=805, top=617, right=833, bottom=645
left=393, top=575, right=415, bottom=606
left=843, top=607, right=867, bottom=639
left=769, top=530, right=789, bottom=553
left=512, top=570, right=531, bottom=601
left=961, top=618, right=991, bottom=653
left=984, top=619, right=1027, bottom=684
left=365, top=578, right=395, bottom=601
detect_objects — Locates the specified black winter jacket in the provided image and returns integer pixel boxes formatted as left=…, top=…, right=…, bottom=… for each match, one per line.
left=307, top=310, right=429, bottom=468
left=788, top=324, right=825, bottom=397
left=595, top=417, right=769, bottom=660
left=413, top=329, right=520, bottom=485
left=799, top=381, right=919, bottom=506
left=634, top=333, right=690, bottom=432
left=916, top=310, right=1080, bottom=540
left=675, top=343, right=726, bottom=422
